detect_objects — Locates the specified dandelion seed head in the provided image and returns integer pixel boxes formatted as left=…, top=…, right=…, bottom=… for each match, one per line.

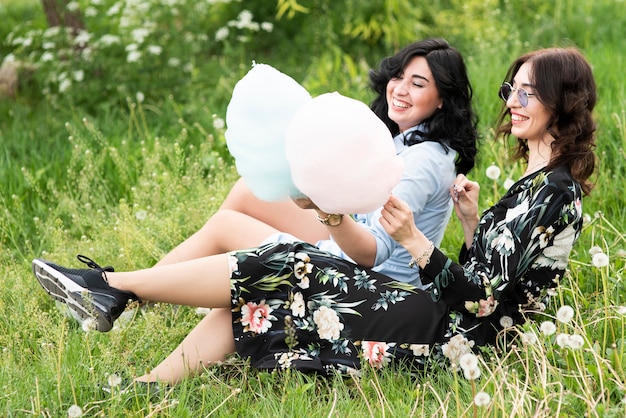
left=459, top=353, right=479, bottom=371
left=556, top=305, right=574, bottom=324
left=521, top=331, right=538, bottom=345
left=107, top=373, right=122, bottom=388
left=555, top=333, right=570, bottom=348
left=540, top=321, right=556, bottom=336
left=588, top=245, right=603, bottom=256
left=474, top=391, right=491, bottom=407
left=67, top=404, right=83, bottom=417
left=592, top=252, right=609, bottom=268
left=567, top=334, right=585, bottom=350
left=499, top=315, right=513, bottom=328
left=463, top=366, right=481, bottom=380
left=486, top=164, right=501, bottom=180
left=81, top=318, right=97, bottom=332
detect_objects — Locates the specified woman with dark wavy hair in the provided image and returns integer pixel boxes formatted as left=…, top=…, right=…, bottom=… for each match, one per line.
left=370, top=38, right=478, bottom=175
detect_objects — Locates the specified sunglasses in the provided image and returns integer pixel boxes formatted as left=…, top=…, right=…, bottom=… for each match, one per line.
left=499, top=82, right=536, bottom=107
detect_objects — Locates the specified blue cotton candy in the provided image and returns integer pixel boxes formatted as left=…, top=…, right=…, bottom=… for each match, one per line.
left=225, top=63, right=311, bottom=201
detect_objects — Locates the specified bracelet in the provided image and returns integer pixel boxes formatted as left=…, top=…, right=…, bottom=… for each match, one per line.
left=408, top=241, right=435, bottom=268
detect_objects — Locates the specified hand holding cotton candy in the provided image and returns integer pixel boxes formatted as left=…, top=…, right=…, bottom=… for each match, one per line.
left=225, top=63, right=311, bottom=201
left=285, top=92, right=404, bottom=214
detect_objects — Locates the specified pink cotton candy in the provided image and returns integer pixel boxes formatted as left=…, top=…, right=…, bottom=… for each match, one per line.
left=285, top=92, right=404, bottom=214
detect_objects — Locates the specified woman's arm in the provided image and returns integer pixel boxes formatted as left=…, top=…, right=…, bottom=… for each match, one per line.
left=450, top=174, right=480, bottom=249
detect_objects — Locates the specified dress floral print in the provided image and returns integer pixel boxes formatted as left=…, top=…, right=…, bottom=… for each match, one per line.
left=228, top=166, right=583, bottom=374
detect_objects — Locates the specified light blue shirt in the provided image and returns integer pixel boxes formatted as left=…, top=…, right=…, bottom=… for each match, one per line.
left=265, top=128, right=457, bottom=288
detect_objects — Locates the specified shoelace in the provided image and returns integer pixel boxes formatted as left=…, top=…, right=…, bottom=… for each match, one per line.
left=76, top=254, right=114, bottom=282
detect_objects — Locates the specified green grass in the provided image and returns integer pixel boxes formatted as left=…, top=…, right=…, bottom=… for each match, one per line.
left=1, top=0, right=625, bottom=416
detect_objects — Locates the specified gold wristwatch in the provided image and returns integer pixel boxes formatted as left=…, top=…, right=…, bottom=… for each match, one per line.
left=317, top=213, right=344, bottom=226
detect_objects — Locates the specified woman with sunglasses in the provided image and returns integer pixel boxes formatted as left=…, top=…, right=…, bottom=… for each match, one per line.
left=32, top=46, right=596, bottom=388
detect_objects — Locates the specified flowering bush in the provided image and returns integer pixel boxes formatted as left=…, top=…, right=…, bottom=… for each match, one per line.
left=3, top=0, right=275, bottom=107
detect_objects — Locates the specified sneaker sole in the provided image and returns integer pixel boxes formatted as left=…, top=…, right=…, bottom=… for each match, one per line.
left=32, top=259, right=114, bottom=332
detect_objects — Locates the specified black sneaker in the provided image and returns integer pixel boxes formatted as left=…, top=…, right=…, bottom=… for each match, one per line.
left=32, top=255, right=139, bottom=332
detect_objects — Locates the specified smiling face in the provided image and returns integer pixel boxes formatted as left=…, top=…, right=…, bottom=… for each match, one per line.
left=385, top=56, right=443, bottom=133
left=507, top=62, right=554, bottom=144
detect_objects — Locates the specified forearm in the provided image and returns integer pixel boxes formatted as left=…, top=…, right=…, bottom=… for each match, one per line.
left=460, top=217, right=479, bottom=249
left=316, top=210, right=378, bottom=267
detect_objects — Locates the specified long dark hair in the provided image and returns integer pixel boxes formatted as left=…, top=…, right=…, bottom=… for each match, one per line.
left=369, top=38, right=479, bottom=175
left=495, top=47, right=597, bottom=195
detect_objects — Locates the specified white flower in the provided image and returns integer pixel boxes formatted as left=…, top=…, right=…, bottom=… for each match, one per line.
left=136, top=92, right=145, bottom=103
left=474, top=391, right=491, bottom=407
left=168, top=57, right=181, bottom=67
left=135, top=209, right=147, bottom=220
left=66, top=1, right=80, bottom=12
left=67, top=404, right=83, bottom=417
left=567, top=334, right=585, bottom=350
left=459, top=353, right=479, bottom=371
left=73, top=30, right=90, bottom=46
left=592, top=252, right=609, bottom=268
left=463, top=366, right=481, bottom=380
left=85, top=6, right=97, bottom=17
left=59, top=78, right=72, bottom=93
left=131, top=28, right=151, bottom=43
left=521, top=331, right=538, bottom=345
left=313, top=306, right=344, bottom=340
left=556, top=305, right=575, bottom=324
left=213, top=117, right=225, bottom=130
left=499, top=315, right=514, bottom=329
left=588, top=245, right=603, bottom=256
left=485, top=164, right=501, bottom=180
left=215, top=27, right=229, bottom=41
left=555, top=333, right=570, bottom=348
left=540, top=321, right=556, bottom=336
left=616, top=306, right=626, bottom=315
left=441, top=334, right=475, bottom=366
left=81, top=318, right=96, bottom=332
left=147, top=45, right=162, bottom=55
left=41, top=52, right=55, bottom=62
left=503, top=178, right=515, bottom=189
left=291, top=292, right=305, bottom=317
left=261, top=22, right=274, bottom=32
left=72, top=70, right=84, bottom=82
left=99, top=34, right=120, bottom=46
left=582, top=213, right=592, bottom=226
left=107, top=374, right=122, bottom=388
left=127, top=50, right=142, bottom=63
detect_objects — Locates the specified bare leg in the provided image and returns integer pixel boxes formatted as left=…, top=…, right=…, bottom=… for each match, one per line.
left=157, top=178, right=327, bottom=265
left=108, top=254, right=232, bottom=308
left=136, top=308, right=235, bottom=384
left=157, top=208, right=281, bottom=265
left=220, top=178, right=329, bottom=243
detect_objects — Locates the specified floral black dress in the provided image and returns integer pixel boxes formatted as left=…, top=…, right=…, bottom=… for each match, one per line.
left=228, top=167, right=583, bottom=374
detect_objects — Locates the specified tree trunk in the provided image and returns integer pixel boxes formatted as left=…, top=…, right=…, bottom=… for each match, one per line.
left=41, top=0, right=85, bottom=36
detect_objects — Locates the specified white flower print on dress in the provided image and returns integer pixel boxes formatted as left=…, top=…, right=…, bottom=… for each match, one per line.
left=505, top=199, right=529, bottom=223
left=313, top=306, right=344, bottom=340
left=409, top=344, right=429, bottom=356
left=294, top=252, right=313, bottom=289
left=291, top=292, right=306, bottom=317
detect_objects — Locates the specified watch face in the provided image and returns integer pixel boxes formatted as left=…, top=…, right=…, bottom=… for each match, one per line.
left=327, top=214, right=343, bottom=226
